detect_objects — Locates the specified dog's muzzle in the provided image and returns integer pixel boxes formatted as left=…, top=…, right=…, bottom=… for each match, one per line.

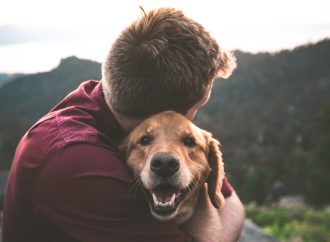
left=143, top=152, right=187, bottom=217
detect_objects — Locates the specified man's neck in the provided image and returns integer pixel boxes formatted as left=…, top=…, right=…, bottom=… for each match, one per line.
left=107, top=103, right=144, bottom=133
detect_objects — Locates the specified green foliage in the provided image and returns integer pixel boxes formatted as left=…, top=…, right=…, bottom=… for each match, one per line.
left=279, top=104, right=330, bottom=205
left=241, top=167, right=271, bottom=204
left=322, top=104, right=330, bottom=123
left=306, top=137, right=330, bottom=206
left=246, top=203, right=330, bottom=242
left=280, top=146, right=310, bottom=194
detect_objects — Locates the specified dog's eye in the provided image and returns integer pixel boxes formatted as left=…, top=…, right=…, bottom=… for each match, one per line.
left=139, top=135, right=152, bottom=146
left=182, top=137, right=196, bottom=147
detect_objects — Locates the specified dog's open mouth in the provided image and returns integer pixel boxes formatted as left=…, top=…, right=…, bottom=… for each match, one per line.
left=144, top=184, right=190, bottom=216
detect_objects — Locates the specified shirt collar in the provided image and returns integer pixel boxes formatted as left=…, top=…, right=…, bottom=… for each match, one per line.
left=91, top=81, right=125, bottom=144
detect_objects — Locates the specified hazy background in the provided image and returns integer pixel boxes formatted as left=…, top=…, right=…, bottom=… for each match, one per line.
left=1, top=0, right=330, bottom=73
left=1, top=1, right=330, bottom=241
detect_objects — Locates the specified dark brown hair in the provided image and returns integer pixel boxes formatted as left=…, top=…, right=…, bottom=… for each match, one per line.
left=102, top=7, right=236, bottom=117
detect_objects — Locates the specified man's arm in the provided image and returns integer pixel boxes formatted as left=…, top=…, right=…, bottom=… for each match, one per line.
left=181, top=187, right=245, bottom=242
left=33, top=144, right=189, bottom=242
left=219, top=192, right=245, bottom=242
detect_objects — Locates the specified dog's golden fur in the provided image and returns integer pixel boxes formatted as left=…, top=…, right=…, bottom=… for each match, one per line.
left=121, top=111, right=225, bottom=227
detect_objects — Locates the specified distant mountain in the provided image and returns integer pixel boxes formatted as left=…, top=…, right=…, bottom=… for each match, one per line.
left=0, top=56, right=101, bottom=168
left=0, top=73, right=23, bottom=87
left=0, top=40, right=329, bottom=205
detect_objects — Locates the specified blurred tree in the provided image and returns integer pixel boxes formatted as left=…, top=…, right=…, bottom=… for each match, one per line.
left=305, top=104, right=330, bottom=206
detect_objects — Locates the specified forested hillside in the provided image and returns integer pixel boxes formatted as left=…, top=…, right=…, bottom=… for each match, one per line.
left=196, top=39, right=330, bottom=205
left=0, top=39, right=329, bottom=205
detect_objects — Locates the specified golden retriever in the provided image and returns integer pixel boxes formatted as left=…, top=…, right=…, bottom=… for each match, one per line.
left=121, top=111, right=225, bottom=226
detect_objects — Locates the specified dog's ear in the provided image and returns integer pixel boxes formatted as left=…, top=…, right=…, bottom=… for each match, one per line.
left=206, top=137, right=225, bottom=209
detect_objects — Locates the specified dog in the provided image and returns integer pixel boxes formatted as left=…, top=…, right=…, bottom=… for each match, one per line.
left=121, top=111, right=225, bottom=227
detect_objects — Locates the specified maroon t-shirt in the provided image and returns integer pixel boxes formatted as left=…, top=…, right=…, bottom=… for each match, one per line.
left=3, top=80, right=233, bottom=242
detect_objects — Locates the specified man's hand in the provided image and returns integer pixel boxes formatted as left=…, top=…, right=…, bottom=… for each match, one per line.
left=219, top=192, right=245, bottom=242
left=180, top=184, right=223, bottom=242
left=180, top=186, right=245, bottom=242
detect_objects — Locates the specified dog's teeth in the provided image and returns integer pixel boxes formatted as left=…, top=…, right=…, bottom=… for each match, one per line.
left=169, top=193, right=176, bottom=205
left=152, top=193, right=158, bottom=204
left=153, top=193, right=166, bottom=207
left=160, top=201, right=169, bottom=207
left=152, top=192, right=177, bottom=207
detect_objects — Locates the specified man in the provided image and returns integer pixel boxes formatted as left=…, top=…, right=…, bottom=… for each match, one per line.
left=3, top=7, right=244, bottom=242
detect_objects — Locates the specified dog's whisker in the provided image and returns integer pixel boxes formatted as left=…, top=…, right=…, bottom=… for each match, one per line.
left=134, top=179, right=143, bottom=194
left=186, top=178, right=199, bottom=196
left=130, top=182, right=142, bottom=196
left=129, top=177, right=143, bottom=196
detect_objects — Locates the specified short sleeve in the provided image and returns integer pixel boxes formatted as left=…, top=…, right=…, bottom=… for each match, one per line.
left=33, top=143, right=188, bottom=242
left=221, top=177, right=234, bottom=198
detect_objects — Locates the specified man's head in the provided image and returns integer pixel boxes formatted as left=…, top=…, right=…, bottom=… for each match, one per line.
left=102, top=7, right=236, bottom=119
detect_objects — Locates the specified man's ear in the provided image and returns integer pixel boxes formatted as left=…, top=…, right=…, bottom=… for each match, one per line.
left=206, top=137, right=225, bottom=209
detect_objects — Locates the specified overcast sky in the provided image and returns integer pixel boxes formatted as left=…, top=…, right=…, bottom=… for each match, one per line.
left=1, top=0, right=330, bottom=73
left=2, top=0, right=330, bottom=27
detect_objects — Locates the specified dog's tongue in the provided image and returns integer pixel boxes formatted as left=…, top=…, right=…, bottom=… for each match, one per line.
left=152, top=186, right=178, bottom=203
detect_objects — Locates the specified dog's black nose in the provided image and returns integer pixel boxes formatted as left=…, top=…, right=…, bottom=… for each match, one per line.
left=150, top=152, right=180, bottom=177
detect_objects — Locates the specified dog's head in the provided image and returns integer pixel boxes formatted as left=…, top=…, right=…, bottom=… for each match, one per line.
left=121, top=111, right=225, bottom=221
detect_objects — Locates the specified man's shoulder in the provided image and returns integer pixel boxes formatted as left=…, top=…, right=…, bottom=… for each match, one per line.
left=14, top=106, right=121, bottom=178
left=40, top=142, right=134, bottom=184
left=16, top=80, right=123, bottom=170
left=17, top=110, right=95, bottom=159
